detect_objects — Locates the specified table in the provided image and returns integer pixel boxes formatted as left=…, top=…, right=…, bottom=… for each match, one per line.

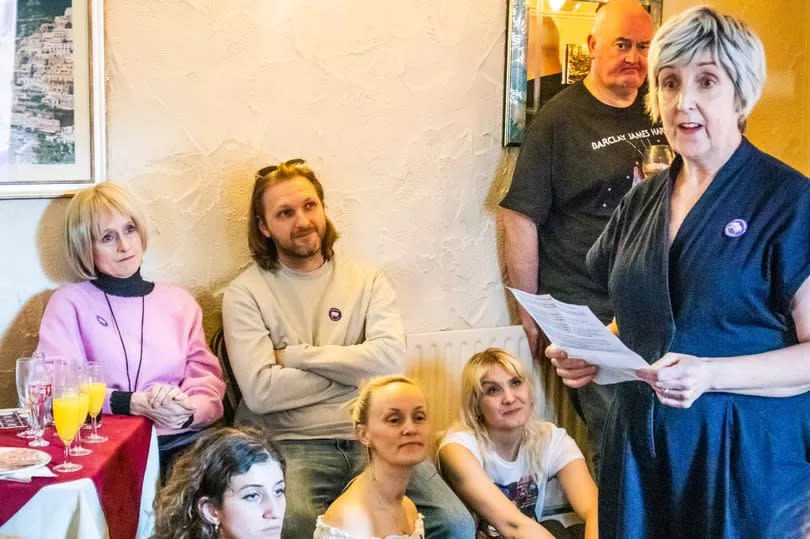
left=0, top=415, right=159, bottom=538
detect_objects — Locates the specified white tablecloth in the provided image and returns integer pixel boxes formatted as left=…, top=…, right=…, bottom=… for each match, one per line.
left=0, top=427, right=159, bottom=538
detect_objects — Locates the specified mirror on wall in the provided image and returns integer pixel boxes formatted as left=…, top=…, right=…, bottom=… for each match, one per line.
left=503, top=0, right=663, bottom=146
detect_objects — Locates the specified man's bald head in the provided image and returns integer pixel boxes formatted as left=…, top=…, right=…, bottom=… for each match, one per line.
left=586, top=0, right=655, bottom=104
left=592, top=0, right=653, bottom=38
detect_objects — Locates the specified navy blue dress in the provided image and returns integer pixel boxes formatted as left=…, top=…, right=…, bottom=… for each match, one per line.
left=587, top=138, right=810, bottom=538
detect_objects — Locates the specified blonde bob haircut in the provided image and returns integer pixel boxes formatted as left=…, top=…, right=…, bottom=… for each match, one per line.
left=460, top=348, right=545, bottom=480
left=64, top=182, right=149, bottom=280
left=646, top=5, right=766, bottom=132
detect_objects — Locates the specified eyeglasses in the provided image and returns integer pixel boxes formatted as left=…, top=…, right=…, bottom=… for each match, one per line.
left=255, top=158, right=307, bottom=179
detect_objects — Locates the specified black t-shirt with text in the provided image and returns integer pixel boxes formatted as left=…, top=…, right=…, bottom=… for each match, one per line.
left=501, top=81, right=664, bottom=322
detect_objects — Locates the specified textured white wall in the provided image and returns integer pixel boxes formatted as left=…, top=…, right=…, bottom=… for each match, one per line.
left=0, top=1, right=516, bottom=405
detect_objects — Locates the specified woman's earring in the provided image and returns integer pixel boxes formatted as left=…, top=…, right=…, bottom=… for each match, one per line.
left=214, top=521, right=220, bottom=534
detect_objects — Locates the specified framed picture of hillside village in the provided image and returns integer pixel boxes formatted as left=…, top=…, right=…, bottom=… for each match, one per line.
left=0, top=0, right=105, bottom=198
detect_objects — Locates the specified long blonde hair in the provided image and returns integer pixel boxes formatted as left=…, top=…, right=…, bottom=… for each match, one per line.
left=460, top=348, right=546, bottom=480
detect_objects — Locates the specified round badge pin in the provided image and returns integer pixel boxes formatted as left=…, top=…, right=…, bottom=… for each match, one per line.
left=724, top=219, right=747, bottom=238
left=328, top=307, right=342, bottom=322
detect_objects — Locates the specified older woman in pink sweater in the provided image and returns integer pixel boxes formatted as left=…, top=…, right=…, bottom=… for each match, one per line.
left=36, top=182, right=224, bottom=470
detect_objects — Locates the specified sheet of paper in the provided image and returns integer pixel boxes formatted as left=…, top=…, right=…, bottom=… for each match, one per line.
left=508, top=288, right=648, bottom=384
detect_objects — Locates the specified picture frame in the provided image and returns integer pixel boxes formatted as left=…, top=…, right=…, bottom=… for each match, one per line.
left=503, top=0, right=663, bottom=146
left=0, top=0, right=106, bottom=199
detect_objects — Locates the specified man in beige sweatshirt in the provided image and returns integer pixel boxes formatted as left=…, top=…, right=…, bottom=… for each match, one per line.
left=222, top=159, right=474, bottom=538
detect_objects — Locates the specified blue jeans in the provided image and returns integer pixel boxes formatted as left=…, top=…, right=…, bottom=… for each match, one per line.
left=278, top=439, right=474, bottom=538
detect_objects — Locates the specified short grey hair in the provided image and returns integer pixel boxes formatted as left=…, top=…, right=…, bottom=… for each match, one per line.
left=646, top=6, right=766, bottom=132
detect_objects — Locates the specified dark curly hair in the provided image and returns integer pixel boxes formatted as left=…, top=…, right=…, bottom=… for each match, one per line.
left=153, top=425, right=286, bottom=539
left=248, top=159, right=339, bottom=271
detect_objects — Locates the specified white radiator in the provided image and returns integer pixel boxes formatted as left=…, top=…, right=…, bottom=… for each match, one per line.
left=404, top=325, right=586, bottom=449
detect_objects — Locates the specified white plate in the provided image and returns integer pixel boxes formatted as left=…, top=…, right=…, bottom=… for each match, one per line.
left=0, top=447, right=52, bottom=475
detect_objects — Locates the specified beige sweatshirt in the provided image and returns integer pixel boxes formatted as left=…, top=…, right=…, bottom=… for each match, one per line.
left=222, top=255, right=405, bottom=440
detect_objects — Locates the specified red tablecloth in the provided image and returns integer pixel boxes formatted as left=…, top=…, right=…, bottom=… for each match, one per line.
left=0, top=415, right=152, bottom=539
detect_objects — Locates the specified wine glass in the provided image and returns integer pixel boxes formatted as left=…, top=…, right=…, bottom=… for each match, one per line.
left=84, top=363, right=108, bottom=444
left=24, top=357, right=50, bottom=448
left=52, top=362, right=83, bottom=473
left=70, top=362, right=92, bottom=457
left=15, top=357, right=36, bottom=439
left=642, top=144, right=675, bottom=178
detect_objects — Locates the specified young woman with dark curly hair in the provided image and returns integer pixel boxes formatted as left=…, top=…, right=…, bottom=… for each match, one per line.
left=153, top=424, right=286, bottom=539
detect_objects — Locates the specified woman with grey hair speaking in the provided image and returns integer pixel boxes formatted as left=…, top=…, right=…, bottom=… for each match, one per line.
left=546, top=6, right=810, bottom=537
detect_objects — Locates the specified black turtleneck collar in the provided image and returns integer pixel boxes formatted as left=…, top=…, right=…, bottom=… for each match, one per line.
left=91, top=268, right=155, bottom=297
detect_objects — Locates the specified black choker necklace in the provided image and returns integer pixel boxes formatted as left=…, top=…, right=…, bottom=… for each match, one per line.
left=91, top=269, right=155, bottom=297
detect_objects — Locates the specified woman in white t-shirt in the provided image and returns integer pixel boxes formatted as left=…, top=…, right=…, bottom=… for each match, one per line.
left=439, top=348, right=597, bottom=539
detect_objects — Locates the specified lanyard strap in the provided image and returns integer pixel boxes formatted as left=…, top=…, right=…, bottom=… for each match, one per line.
left=104, top=293, right=145, bottom=392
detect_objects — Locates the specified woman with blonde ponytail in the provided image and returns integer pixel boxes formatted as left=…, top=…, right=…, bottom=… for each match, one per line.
left=315, top=375, right=429, bottom=539
left=439, top=348, right=597, bottom=539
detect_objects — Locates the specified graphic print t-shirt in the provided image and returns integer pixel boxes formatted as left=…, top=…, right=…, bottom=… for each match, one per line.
left=440, top=421, right=583, bottom=536
left=501, top=82, right=665, bottom=322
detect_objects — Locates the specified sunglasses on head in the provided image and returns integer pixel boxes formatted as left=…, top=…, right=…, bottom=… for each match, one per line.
left=255, top=158, right=307, bottom=179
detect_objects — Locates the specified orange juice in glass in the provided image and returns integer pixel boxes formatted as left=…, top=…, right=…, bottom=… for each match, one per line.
left=53, top=361, right=83, bottom=472
left=71, top=365, right=93, bottom=457
left=54, top=395, right=82, bottom=440
left=84, top=364, right=108, bottom=444
left=88, top=382, right=106, bottom=417
left=77, top=391, right=90, bottom=425
left=53, top=393, right=83, bottom=472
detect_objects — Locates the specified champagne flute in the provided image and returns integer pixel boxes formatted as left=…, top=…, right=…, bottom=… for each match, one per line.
left=25, top=357, right=49, bottom=448
left=642, top=144, right=675, bottom=177
left=15, top=357, right=36, bottom=439
left=70, top=362, right=92, bottom=457
left=52, top=362, right=83, bottom=473
left=84, top=363, right=108, bottom=444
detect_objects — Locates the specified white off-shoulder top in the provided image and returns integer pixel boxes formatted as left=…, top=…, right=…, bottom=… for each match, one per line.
left=312, top=513, right=425, bottom=539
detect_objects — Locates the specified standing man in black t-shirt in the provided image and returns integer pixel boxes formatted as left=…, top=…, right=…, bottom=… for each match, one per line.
left=499, top=0, right=663, bottom=477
